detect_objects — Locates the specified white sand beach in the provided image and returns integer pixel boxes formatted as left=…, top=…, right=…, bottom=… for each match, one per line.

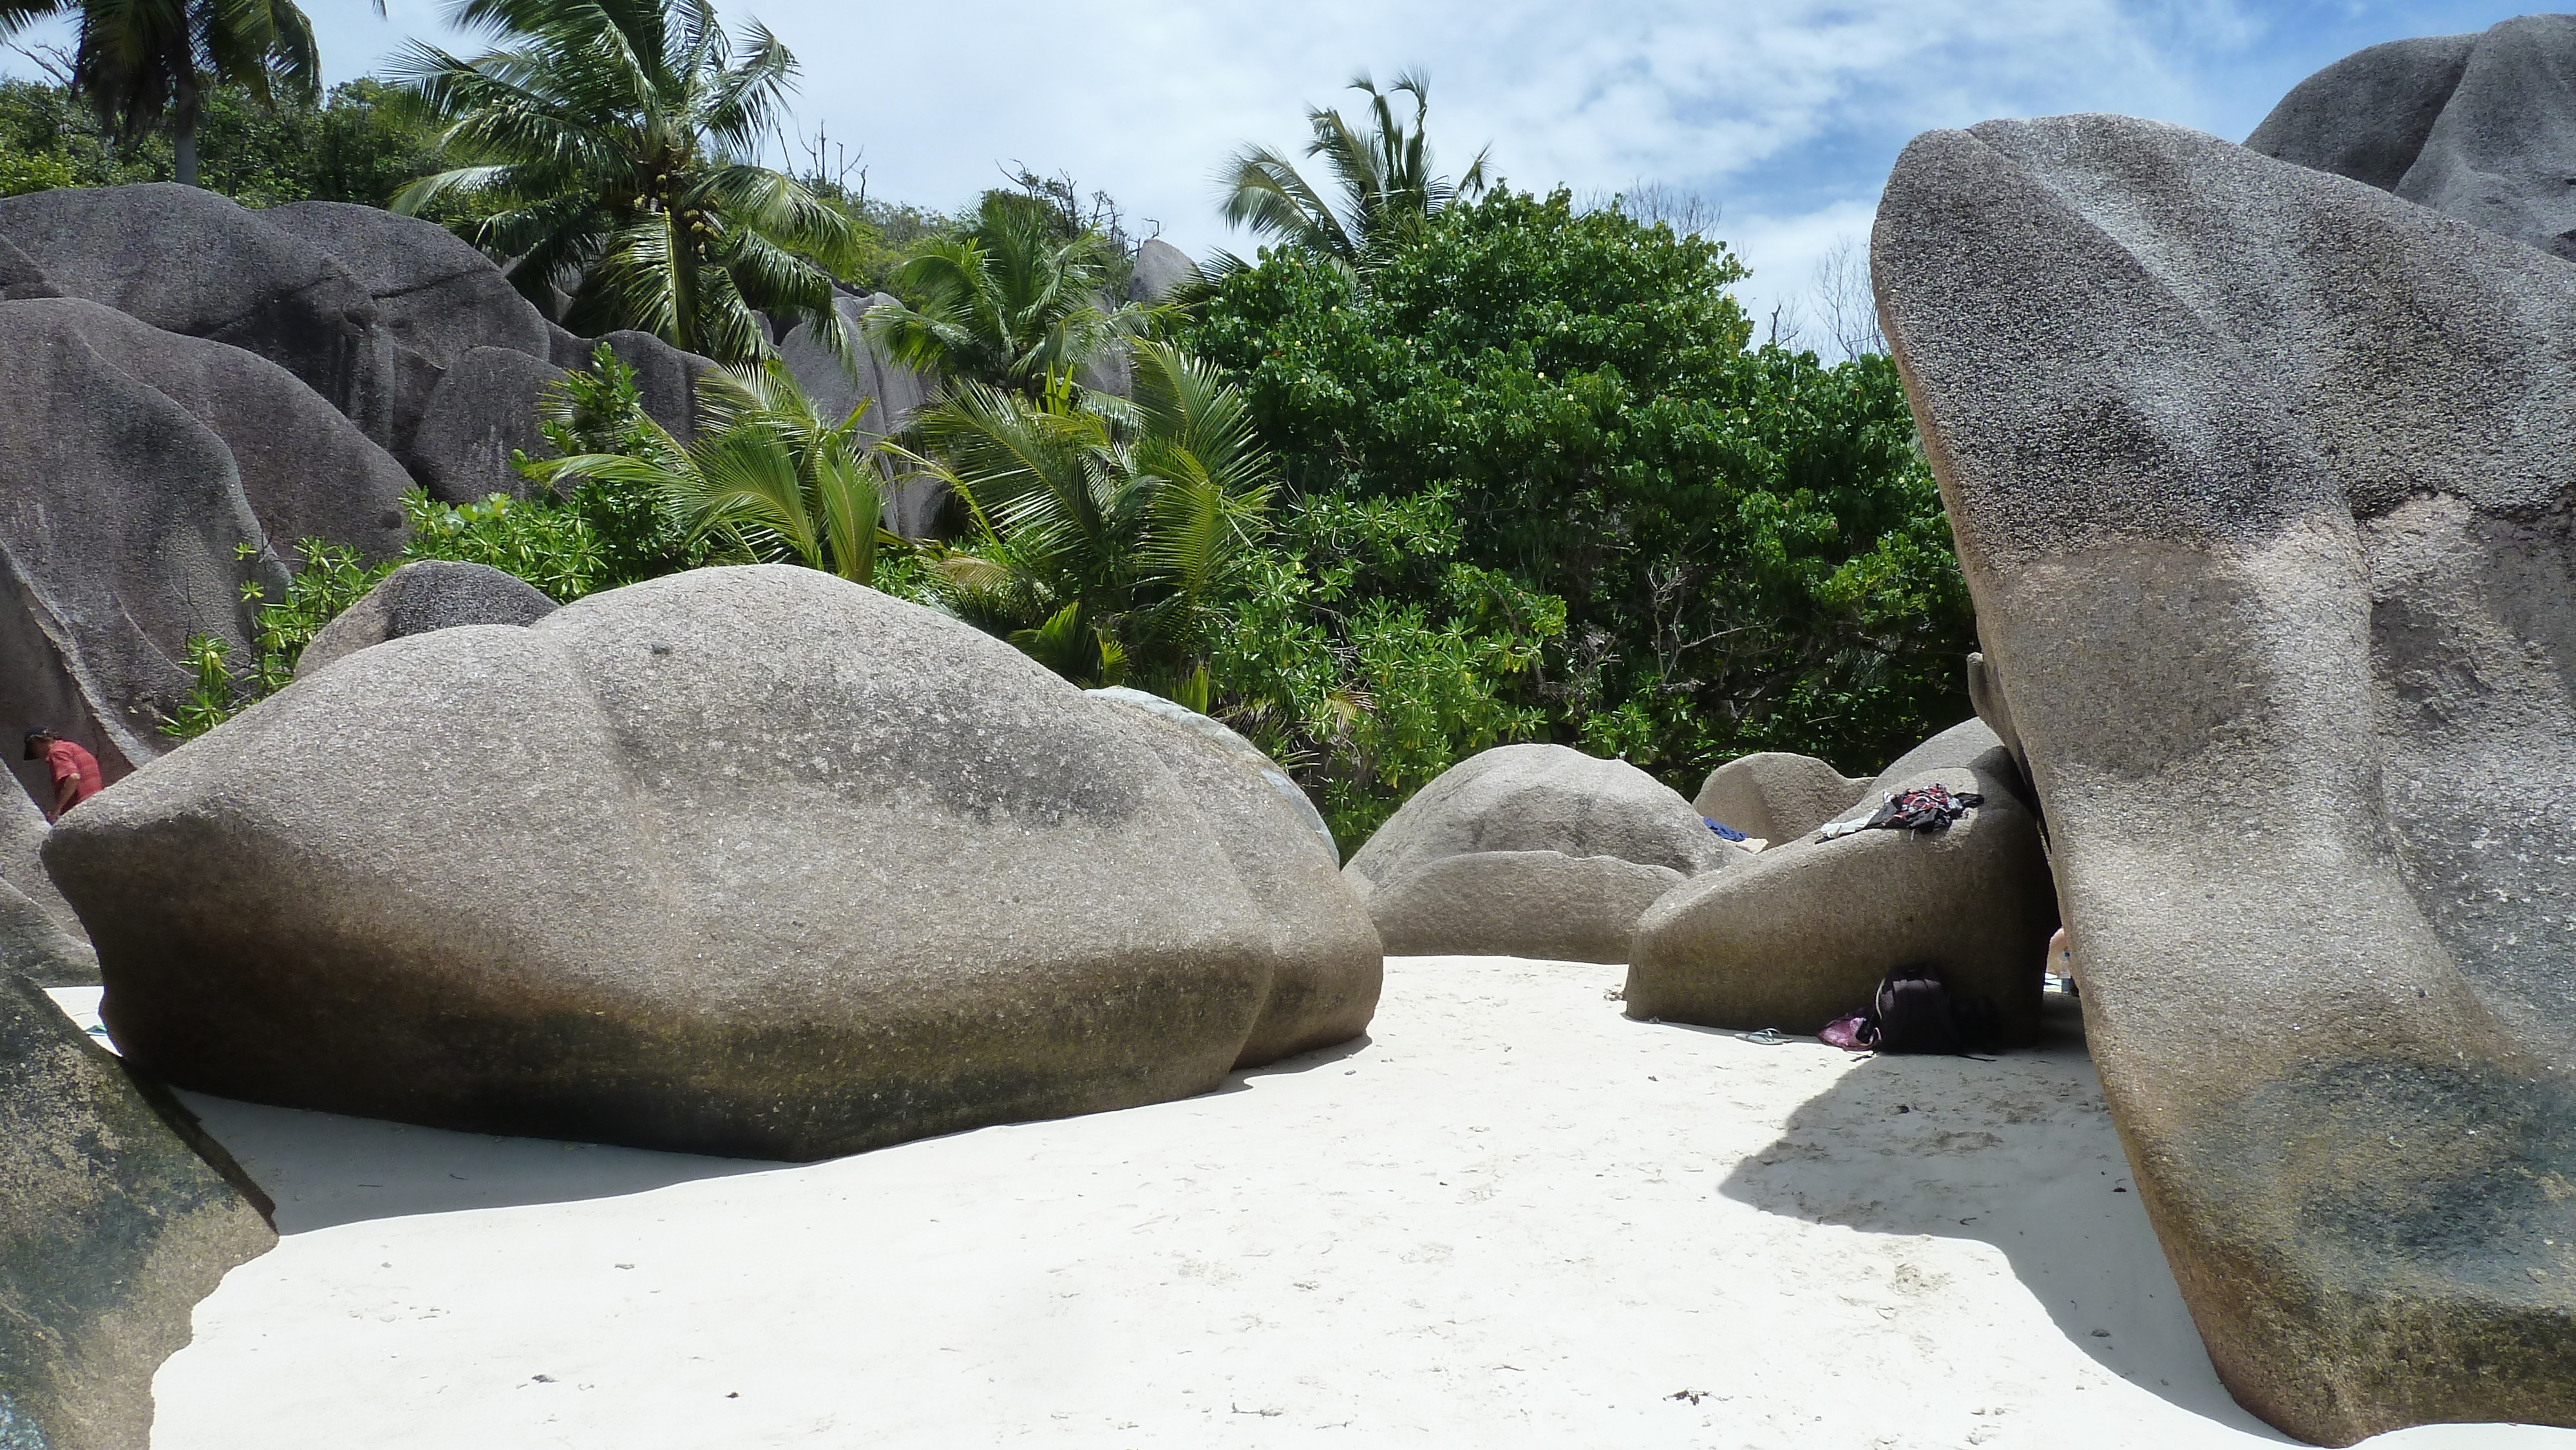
left=47, top=959, right=2576, bottom=1449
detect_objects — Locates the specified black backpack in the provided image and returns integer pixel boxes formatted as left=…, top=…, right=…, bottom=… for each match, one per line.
left=1871, top=968, right=1999, bottom=1055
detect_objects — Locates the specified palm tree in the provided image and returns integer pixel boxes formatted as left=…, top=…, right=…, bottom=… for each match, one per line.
left=905, top=342, right=1275, bottom=693
left=387, top=0, right=854, bottom=368
left=1218, top=69, right=1490, bottom=276
left=865, top=192, right=1158, bottom=395
left=0, top=0, right=327, bottom=187
left=534, top=359, right=896, bottom=585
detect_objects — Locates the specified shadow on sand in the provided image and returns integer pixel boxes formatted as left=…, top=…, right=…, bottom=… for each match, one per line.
left=175, top=1089, right=796, bottom=1235
left=177, top=1033, right=1379, bottom=1236
left=1710, top=995, right=2292, bottom=1442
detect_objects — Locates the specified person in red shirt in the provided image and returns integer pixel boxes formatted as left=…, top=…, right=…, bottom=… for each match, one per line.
left=25, top=730, right=102, bottom=822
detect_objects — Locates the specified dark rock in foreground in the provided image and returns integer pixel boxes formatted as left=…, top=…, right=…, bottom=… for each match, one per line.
left=1876, top=111, right=2576, bottom=1442
left=2249, top=15, right=2576, bottom=264
left=1, top=970, right=274, bottom=1449
left=46, top=567, right=1379, bottom=1160
left=1345, top=744, right=1731, bottom=963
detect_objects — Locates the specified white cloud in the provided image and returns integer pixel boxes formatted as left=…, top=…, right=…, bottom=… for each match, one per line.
left=8, top=0, right=2538, bottom=314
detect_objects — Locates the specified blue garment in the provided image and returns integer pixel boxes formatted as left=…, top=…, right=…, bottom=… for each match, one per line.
left=1701, top=816, right=1748, bottom=842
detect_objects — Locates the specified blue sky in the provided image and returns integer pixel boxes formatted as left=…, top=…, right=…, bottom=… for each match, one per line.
left=3, top=1, right=2543, bottom=348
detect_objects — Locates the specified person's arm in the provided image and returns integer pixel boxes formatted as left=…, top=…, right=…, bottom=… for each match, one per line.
left=51, top=773, right=75, bottom=821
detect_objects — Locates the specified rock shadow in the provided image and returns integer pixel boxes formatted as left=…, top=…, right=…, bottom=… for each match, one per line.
left=174, top=1089, right=783, bottom=1234
left=1712, top=995, right=2291, bottom=1440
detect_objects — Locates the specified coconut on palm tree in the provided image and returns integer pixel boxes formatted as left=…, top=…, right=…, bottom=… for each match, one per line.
left=865, top=191, right=1159, bottom=397
left=906, top=341, right=1276, bottom=695
left=1218, top=69, right=1489, bottom=276
left=0, top=0, right=326, bottom=186
left=388, top=0, right=855, bottom=368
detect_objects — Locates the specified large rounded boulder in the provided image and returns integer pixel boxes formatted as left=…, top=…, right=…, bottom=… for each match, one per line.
left=1344, top=744, right=1732, bottom=963
left=1691, top=751, right=1863, bottom=844
left=44, top=566, right=1381, bottom=1160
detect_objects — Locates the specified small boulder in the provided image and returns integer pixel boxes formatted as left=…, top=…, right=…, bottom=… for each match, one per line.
left=1345, top=744, right=1732, bottom=962
left=1130, top=238, right=1197, bottom=305
left=46, top=566, right=1377, bottom=1160
left=296, top=561, right=558, bottom=680
left=1628, top=746, right=2055, bottom=1043
left=1692, top=751, right=1864, bottom=843
left=0, top=969, right=275, bottom=1449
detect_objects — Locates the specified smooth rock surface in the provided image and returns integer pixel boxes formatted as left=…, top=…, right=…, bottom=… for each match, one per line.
left=1, top=972, right=274, bottom=1450
left=1130, top=238, right=1197, bottom=304
left=1691, top=751, right=1864, bottom=843
left=1085, top=690, right=1379, bottom=1064
left=1875, top=111, right=2576, bottom=1442
left=777, top=292, right=942, bottom=535
left=296, top=561, right=559, bottom=681
left=0, top=301, right=281, bottom=775
left=1629, top=749, right=2055, bottom=1044
left=3, top=297, right=409, bottom=563
left=406, top=345, right=567, bottom=503
left=1346, top=744, right=1730, bottom=963
left=1087, top=687, right=1336, bottom=862
left=0, top=183, right=394, bottom=440
left=2249, top=16, right=2576, bottom=264
left=0, top=234, right=57, bottom=299
left=44, top=566, right=1373, bottom=1160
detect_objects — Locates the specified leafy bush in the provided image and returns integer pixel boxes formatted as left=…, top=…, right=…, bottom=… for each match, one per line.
left=0, top=77, right=456, bottom=209
left=1184, top=187, right=1973, bottom=797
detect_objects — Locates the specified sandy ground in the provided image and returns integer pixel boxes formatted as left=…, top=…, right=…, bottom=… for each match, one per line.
left=42, top=959, right=2576, bottom=1450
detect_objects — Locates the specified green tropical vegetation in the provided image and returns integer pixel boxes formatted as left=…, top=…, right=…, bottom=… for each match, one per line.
left=1219, top=69, right=1487, bottom=277
left=866, top=190, right=1157, bottom=395
left=25, top=0, right=1971, bottom=849
left=0, top=0, right=327, bottom=186
left=386, top=0, right=855, bottom=366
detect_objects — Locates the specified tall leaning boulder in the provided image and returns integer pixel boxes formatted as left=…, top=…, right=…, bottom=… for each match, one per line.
left=0, top=301, right=281, bottom=775
left=1345, top=744, right=1732, bottom=963
left=44, top=566, right=1381, bottom=1161
left=1875, top=111, right=2576, bottom=1442
left=0, top=183, right=394, bottom=440
left=2249, top=15, right=2576, bottom=265
left=2, top=970, right=276, bottom=1450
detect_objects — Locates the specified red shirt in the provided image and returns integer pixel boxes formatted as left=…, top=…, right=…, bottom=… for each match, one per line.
left=42, top=739, right=102, bottom=816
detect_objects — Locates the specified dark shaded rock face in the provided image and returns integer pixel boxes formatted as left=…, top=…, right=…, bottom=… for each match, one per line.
left=1629, top=739, right=2054, bottom=1044
left=0, top=301, right=282, bottom=777
left=777, top=293, right=942, bottom=535
left=0, top=183, right=395, bottom=440
left=2249, top=16, right=2576, bottom=263
left=406, top=346, right=568, bottom=503
left=1, top=971, right=275, bottom=1450
left=296, top=560, right=558, bottom=681
left=1874, top=112, right=2576, bottom=1443
left=44, top=566, right=1378, bottom=1161
left=8, top=297, right=409, bottom=564
left=1345, top=744, right=1731, bottom=963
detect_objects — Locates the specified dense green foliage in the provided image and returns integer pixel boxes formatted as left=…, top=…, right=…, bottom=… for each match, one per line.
left=866, top=191, right=1155, bottom=393
left=0, top=0, right=322, bottom=185
left=389, top=0, right=855, bottom=366
left=1183, top=187, right=1973, bottom=829
left=0, top=76, right=447, bottom=205
left=907, top=345, right=1276, bottom=701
